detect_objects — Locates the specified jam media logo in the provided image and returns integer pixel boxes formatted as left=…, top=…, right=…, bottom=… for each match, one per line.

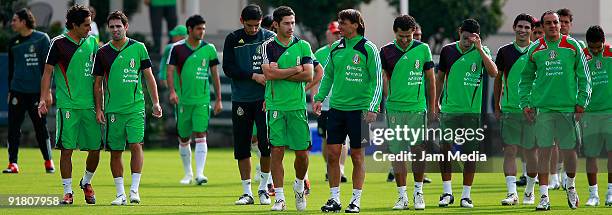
left=596, top=60, right=602, bottom=70
left=414, top=60, right=420, bottom=69
left=549, top=50, right=557, bottom=60
left=353, top=54, right=360, bottom=64
left=470, top=62, right=477, bottom=73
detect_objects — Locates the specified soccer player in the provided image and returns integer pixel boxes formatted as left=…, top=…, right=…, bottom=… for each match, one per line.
left=260, top=6, right=313, bottom=211
left=38, top=5, right=101, bottom=205
left=92, top=10, right=162, bottom=205
left=4, top=8, right=53, bottom=174
left=222, top=4, right=275, bottom=205
left=314, top=9, right=383, bottom=213
left=531, top=20, right=544, bottom=42
left=558, top=8, right=586, bottom=48
left=519, top=10, right=590, bottom=210
left=494, top=13, right=538, bottom=206
left=314, top=21, right=349, bottom=183
left=435, top=19, right=498, bottom=208
left=581, top=25, right=612, bottom=207
left=167, top=15, right=222, bottom=185
left=157, top=25, right=187, bottom=87
left=380, top=15, right=436, bottom=210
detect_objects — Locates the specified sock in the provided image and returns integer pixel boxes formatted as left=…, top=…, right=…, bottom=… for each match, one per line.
left=131, top=173, right=141, bottom=193
left=522, top=162, right=527, bottom=177
left=114, top=177, right=125, bottom=197
left=461, top=185, right=471, bottom=199
left=557, top=162, right=563, bottom=174
left=566, top=176, right=576, bottom=188
left=589, top=184, right=599, bottom=197
left=550, top=174, right=559, bottom=184
left=397, top=186, right=407, bottom=198
left=275, top=187, right=285, bottom=201
left=526, top=176, right=536, bottom=194
left=330, top=186, right=340, bottom=202
left=268, top=174, right=273, bottom=185
left=506, top=176, right=517, bottom=194
left=414, top=182, right=424, bottom=194
left=242, top=179, right=253, bottom=196
left=350, top=189, right=362, bottom=206
left=539, top=185, right=549, bottom=198
left=294, top=178, right=305, bottom=193
left=82, top=170, right=94, bottom=185
left=194, top=137, right=207, bottom=177
left=340, top=164, right=345, bottom=176
left=442, top=180, right=452, bottom=194
left=179, top=139, right=193, bottom=176
left=62, top=178, right=72, bottom=194
left=259, top=172, right=270, bottom=191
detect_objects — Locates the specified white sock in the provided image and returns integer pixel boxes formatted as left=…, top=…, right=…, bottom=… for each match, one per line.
left=268, top=174, right=273, bottom=185
left=461, top=185, right=471, bottom=199
left=550, top=174, right=559, bottom=184
left=506, top=176, right=517, bottom=194
left=195, top=137, right=207, bottom=177
left=557, top=162, right=563, bottom=174
left=566, top=176, right=576, bottom=188
left=589, top=184, right=599, bottom=197
left=340, top=164, right=345, bottom=176
left=526, top=176, right=536, bottom=194
left=442, top=180, right=452, bottom=194
left=414, top=182, right=424, bottom=194
left=242, top=179, right=253, bottom=196
left=259, top=172, right=270, bottom=191
left=82, top=170, right=94, bottom=185
left=522, top=162, right=527, bottom=177
left=350, top=189, right=362, bottom=206
left=179, top=140, right=193, bottom=176
left=397, top=186, right=407, bottom=198
left=62, top=178, right=72, bottom=194
left=540, top=185, right=549, bottom=197
left=131, top=173, right=141, bottom=193
left=275, top=187, right=285, bottom=201
left=114, top=177, right=125, bottom=197
left=294, top=178, right=305, bottom=193
left=330, top=186, right=340, bottom=202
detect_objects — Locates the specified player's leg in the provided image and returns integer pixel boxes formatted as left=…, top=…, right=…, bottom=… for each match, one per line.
left=56, top=108, right=79, bottom=204
left=549, top=144, right=561, bottom=189
left=583, top=114, right=603, bottom=206
left=25, top=93, right=53, bottom=173
left=607, top=151, right=612, bottom=206
left=268, top=110, right=287, bottom=209
left=521, top=120, right=538, bottom=205
left=340, top=141, right=349, bottom=182
left=558, top=113, right=579, bottom=209
left=344, top=110, right=367, bottom=213
left=192, top=104, right=210, bottom=185
left=438, top=113, right=454, bottom=207
left=176, top=104, right=193, bottom=184
left=4, top=92, right=27, bottom=173
left=535, top=112, right=555, bottom=210
left=501, top=113, right=520, bottom=205
left=77, top=109, right=103, bottom=204
left=321, top=109, right=346, bottom=212
left=255, top=101, right=273, bottom=199
left=107, top=113, right=128, bottom=206
left=287, top=110, right=310, bottom=211
left=232, top=102, right=256, bottom=205
left=110, top=150, right=126, bottom=205
left=126, top=112, right=146, bottom=204
left=412, top=143, right=427, bottom=210
left=459, top=114, right=480, bottom=208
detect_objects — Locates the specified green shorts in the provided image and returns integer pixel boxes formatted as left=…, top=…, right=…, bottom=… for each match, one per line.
left=386, top=111, right=426, bottom=153
left=440, top=113, right=481, bottom=152
left=105, top=111, right=145, bottom=151
left=55, top=108, right=103, bottom=151
left=501, top=113, right=536, bottom=149
left=176, top=103, right=209, bottom=138
left=535, top=111, right=577, bottom=149
left=267, top=110, right=311, bottom=151
left=581, top=113, right=612, bottom=157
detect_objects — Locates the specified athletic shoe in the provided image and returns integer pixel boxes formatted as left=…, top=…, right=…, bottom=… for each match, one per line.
left=341, top=175, right=348, bottom=183
left=180, top=174, right=193, bottom=184
left=605, top=193, right=612, bottom=206
left=79, top=179, right=96, bottom=204
left=110, top=194, right=127, bottom=206
left=271, top=199, right=287, bottom=211
left=423, top=176, right=432, bottom=184
left=320, top=198, right=341, bottom=212
left=387, top=172, right=395, bottom=182
left=392, top=196, right=409, bottom=210
left=130, top=190, right=140, bottom=204
left=2, top=163, right=18, bottom=174
left=414, top=192, right=425, bottom=210
left=460, top=198, right=474, bottom=208
left=195, top=175, right=208, bottom=185
left=258, top=190, right=271, bottom=205
left=304, top=179, right=311, bottom=196
left=523, top=192, right=535, bottom=205
left=535, top=195, right=550, bottom=211
left=60, top=192, right=73, bottom=205
left=501, top=193, right=518, bottom=206
left=566, top=186, right=579, bottom=209
left=45, top=160, right=55, bottom=173
left=516, top=175, right=527, bottom=187
left=294, top=186, right=307, bottom=211
left=438, top=193, right=454, bottom=207
left=345, top=201, right=360, bottom=213
left=585, top=194, right=599, bottom=206
left=234, top=194, right=254, bottom=205
left=267, top=183, right=275, bottom=196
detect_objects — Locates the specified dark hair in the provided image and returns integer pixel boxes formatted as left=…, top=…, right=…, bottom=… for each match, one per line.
left=415, top=22, right=421, bottom=31
left=540, top=10, right=558, bottom=24
left=534, top=20, right=542, bottom=28
left=15, top=8, right=35, bottom=29
left=241, top=4, right=263, bottom=21
left=460, top=18, right=480, bottom=33
left=393, top=15, right=417, bottom=32
left=66, top=4, right=90, bottom=30
left=586, top=25, right=605, bottom=43
left=262, top=15, right=273, bottom=29
left=513, top=13, right=535, bottom=28
left=556, top=8, right=573, bottom=22
left=273, top=6, right=294, bottom=23
left=338, top=9, right=365, bottom=35
left=107, top=10, right=128, bottom=26
left=186, top=14, right=206, bottom=30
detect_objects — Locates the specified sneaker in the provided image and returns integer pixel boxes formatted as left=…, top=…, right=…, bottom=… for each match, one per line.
left=195, top=175, right=208, bottom=185
left=535, top=195, right=550, bottom=211
left=460, top=198, right=474, bottom=208
left=423, top=176, right=432, bottom=184
left=387, top=172, right=395, bottom=182
left=271, top=199, right=287, bottom=211
left=267, top=183, right=275, bottom=196
left=294, top=186, right=307, bottom=211
left=516, top=175, right=527, bottom=187
left=320, top=198, right=341, bottom=213
left=60, top=192, right=73, bottom=205
left=585, top=194, right=599, bottom=206
left=566, top=186, right=579, bottom=209
left=235, top=194, right=254, bottom=205
left=180, top=174, right=193, bottom=184
left=392, top=196, right=409, bottom=210
left=438, top=193, right=454, bottom=207
left=501, top=193, right=518, bottom=206
left=345, top=202, right=360, bottom=213
left=2, top=163, right=19, bottom=174
left=341, top=175, right=348, bottom=183
left=258, top=190, right=271, bottom=205
left=414, top=192, right=425, bottom=210
left=606, top=193, right=612, bottom=206
left=523, top=192, right=535, bottom=205
left=304, top=179, right=311, bottom=196
left=79, top=179, right=96, bottom=204
left=130, top=190, right=140, bottom=204
left=45, top=160, right=55, bottom=173
left=110, top=194, right=127, bottom=206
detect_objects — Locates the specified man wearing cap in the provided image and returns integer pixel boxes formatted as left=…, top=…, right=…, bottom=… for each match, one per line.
left=158, top=25, right=187, bottom=87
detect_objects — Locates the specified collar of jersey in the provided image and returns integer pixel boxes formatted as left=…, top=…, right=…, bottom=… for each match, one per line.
left=110, top=37, right=131, bottom=51
left=393, top=39, right=413, bottom=52
left=543, top=34, right=562, bottom=45
left=185, top=39, right=204, bottom=50
left=344, top=35, right=364, bottom=47
left=63, top=32, right=85, bottom=46
left=274, top=36, right=297, bottom=48
left=455, top=42, right=474, bottom=55
left=512, top=41, right=531, bottom=54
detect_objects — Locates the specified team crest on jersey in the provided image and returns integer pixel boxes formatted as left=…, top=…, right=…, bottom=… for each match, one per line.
left=596, top=60, right=602, bottom=70
left=110, top=114, right=116, bottom=123
left=237, top=106, right=244, bottom=116
left=65, top=111, right=70, bottom=119
left=414, top=60, right=420, bottom=69
left=549, top=50, right=557, bottom=60
left=273, top=111, right=278, bottom=118
left=202, top=59, right=207, bottom=67
left=390, top=116, right=396, bottom=124
left=470, top=63, right=477, bottom=73
left=352, top=54, right=360, bottom=64
left=29, top=44, right=35, bottom=53
left=130, top=58, right=135, bottom=68
left=11, top=97, right=17, bottom=105
left=256, top=45, right=262, bottom=54
left=238, top=39, right=245, bottom=44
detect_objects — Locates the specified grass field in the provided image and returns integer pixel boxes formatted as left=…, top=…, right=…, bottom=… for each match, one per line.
left=1, top=148, right=610, bottom=214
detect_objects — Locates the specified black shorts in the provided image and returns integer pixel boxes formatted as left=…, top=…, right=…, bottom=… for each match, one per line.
left=326, top=108, right=369, bottom=149
left=317, top=110, right=328, bottom=137
left=232, top=100, right=270, bottom=160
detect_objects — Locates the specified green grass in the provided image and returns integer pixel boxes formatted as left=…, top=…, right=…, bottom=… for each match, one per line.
left=0, top=148, right=610, bottom=214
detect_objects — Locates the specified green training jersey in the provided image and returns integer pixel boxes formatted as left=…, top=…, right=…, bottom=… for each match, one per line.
left=315, top=45, right=331, bottom=68
left=168, top=39, right=219, bottom=105
left=583, top=44, right=612, bottom=113
left=158, top=43, right=173, bottom=80
left=495, top=41, right=531, bottom=113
